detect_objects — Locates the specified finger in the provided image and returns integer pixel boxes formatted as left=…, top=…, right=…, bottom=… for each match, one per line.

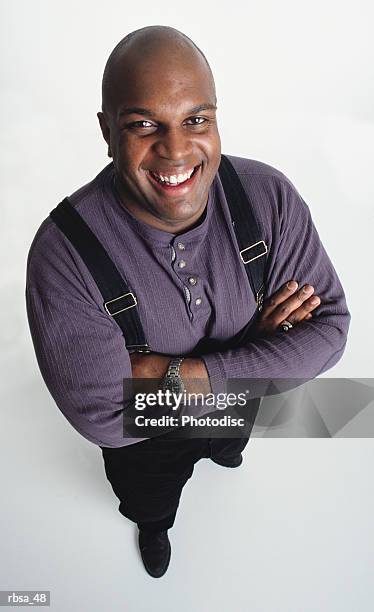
left=272, top=285, right=317, bottom=325
left=261, top=280, right=299, bottom=317
left=282, top=295, right=321, bottom=325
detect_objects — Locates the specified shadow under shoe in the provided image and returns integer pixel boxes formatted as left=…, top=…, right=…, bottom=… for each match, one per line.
left=138, top=529, right=171, bottom=578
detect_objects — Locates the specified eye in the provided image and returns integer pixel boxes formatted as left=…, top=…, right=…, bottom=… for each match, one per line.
left=128, top=120, right=155, bottom=129
left=185, top=116, right=207, bottom=126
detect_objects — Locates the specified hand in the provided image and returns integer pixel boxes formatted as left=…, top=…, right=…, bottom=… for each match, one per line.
left=255, top=280, right=320, bottom=337
left=129, top=352, right=170, bottom=380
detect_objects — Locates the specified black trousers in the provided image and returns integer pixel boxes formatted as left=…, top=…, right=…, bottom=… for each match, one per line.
left=100, top=433, right=251, bottom=532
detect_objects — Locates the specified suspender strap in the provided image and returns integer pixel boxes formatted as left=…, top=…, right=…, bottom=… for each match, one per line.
left=49, top=197, right=150, bottom=352
left=219, top=154, right=268, bottom=311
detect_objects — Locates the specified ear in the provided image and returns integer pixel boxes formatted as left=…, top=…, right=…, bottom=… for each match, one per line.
left=97, top=112, right=112, bottom=158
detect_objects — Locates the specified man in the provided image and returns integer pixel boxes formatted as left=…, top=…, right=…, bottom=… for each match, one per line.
left=26, top=26, right=350, bottom=578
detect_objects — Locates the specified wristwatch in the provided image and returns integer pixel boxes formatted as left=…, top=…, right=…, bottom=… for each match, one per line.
left=161, top=357, right=185, bottom=395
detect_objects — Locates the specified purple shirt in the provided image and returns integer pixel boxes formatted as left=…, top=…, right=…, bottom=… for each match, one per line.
left=25, top=155, right=351, bottom=447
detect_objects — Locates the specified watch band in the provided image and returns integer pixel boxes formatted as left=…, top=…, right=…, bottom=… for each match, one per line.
left=165, top=357, right=184, bottom=379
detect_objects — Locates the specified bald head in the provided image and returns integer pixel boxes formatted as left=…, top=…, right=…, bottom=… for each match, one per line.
left=101, top=26, right=215, bottom=117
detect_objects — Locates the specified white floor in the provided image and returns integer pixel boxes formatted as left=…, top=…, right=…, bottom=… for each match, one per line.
left=2, top=349, right=374, bottom=612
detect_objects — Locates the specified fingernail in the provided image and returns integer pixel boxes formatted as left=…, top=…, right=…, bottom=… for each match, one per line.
left=287, top=281, right=298, bottom=291
left=310, top=296, right=320, bottom=304
left=303, top=285, right=314, bottom=293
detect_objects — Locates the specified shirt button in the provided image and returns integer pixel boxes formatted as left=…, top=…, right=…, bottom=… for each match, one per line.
left=178, top=260, right=186, bottom=269
left=177, top=242, right=185, bottom=250
left=188, top=277, right=197, bottom=285
left=195, top=297, right=202, bottom=306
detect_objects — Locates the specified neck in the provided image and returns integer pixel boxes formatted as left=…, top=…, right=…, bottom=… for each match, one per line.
left=114, top=177, right=208, bottom=235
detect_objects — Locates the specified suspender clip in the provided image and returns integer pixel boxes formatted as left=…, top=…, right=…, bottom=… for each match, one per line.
left=104, top=292, right=137, bottom=316
left=240, top=240, right=268, bottom=264
left=128, top=344, right=152, bottom=354
left=256, top=284, right=265, bottom=312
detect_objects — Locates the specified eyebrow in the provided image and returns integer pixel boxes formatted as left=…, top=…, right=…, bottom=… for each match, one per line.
left=119, top=103, right=217, bottom=117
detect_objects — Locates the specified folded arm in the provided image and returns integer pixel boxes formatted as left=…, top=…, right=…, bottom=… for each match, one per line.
left=201, top=177, right=351, bottom=396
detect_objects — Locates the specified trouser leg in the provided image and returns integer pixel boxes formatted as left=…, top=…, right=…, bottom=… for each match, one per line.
left=137, top=511, right=178, bottom=533
left=209, top=435, right=250, bottom=464
left=100, top=433, right=211, bottom=530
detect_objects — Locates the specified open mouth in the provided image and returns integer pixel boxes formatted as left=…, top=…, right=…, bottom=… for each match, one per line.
left=147, top=164, right=201, bottom=191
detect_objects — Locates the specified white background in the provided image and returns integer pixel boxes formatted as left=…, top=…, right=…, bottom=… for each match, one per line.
left=1, top=1, right=373, bottom=610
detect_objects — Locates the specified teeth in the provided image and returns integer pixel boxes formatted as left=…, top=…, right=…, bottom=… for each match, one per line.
left=151, top=166, right=197, bottom=185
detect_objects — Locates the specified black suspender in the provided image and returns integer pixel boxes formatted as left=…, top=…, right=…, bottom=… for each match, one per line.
left=49, top=200, right=150, bottom=353
left=219, top=155, right=267, bottom=312
left=49, top=154, right=268, bottom=352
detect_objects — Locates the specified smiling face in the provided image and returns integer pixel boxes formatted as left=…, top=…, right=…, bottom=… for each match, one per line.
left=98, top=41, right=221, bottom=233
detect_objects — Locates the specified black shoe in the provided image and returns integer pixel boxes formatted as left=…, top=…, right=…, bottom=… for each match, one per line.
left=210, top=453, right=243, bottom=468
left=138, top=529, right=171, bottom=578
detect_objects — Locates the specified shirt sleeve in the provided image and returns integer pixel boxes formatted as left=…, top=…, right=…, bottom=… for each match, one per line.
left=201, top=175, right=351, bottom=397
left=25, top=224, right=138, bottom=448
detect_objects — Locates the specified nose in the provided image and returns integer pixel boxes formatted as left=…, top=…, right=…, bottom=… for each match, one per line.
left=153, top=127, right=193, bottom=162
